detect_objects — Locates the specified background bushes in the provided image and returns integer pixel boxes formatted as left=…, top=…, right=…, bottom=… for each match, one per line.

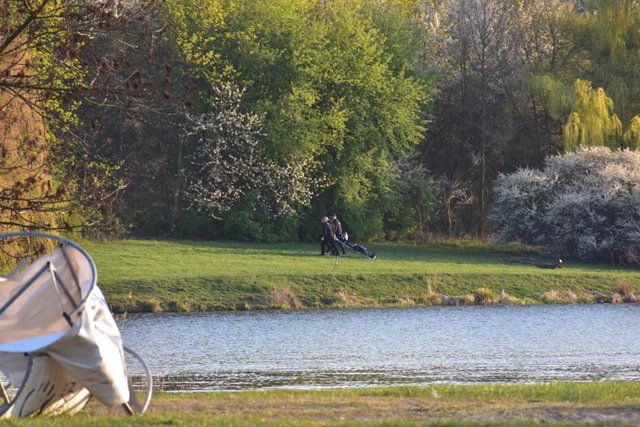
left=491, top=147, right=640, bottom=264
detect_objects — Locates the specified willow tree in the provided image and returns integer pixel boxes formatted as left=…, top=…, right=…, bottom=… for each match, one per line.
left=534, top=77, right=640, bottom=151
left=563, top=80, right=623, bottom=151
left=550, top=0, right=640, bottom=151
left=577, top=0, right=640, bottom=124
left=624, top=116, right=640, bottom=148
left=526, top=1, right=640, bottom=152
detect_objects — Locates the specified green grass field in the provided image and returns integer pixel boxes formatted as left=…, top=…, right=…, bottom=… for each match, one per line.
left=81, top=239, right=640, bottom=313
left=7, top=382, right=640, bottom=426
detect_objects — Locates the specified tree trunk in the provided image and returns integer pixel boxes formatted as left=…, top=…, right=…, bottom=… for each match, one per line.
left=169, top=136, right=185, bottom=233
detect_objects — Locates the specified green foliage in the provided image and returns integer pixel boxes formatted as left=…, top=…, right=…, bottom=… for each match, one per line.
left=0, top=0, right=86, bottom=231
left=175, top=209, right=222, bottom=240
left=382, top=201, right=417, bottom=241
left=576, top=0, right=640, bottom=124
left=163, top=0, right=233, bottom=83
left=0, top=0, right=85, bottom=129
left=217, top=192, right=299, bottom=243
left=176, top=202, right=300, bottom=243
left=623, top=115, right=640, bottom=149
left=532, top=77, right=635, bottom=151
left=530, top=75, right=575, bottom=121
left=163, top=0, right=429, bottom=241
left=563, top=80, right=623, bottom=151
left=221, top=209, right=298, bottom=243
left=383, top=156, right=442, bottom=240
left=532, top=2, right=640, bottom=152
left=222, top=210, right=265, bottom=242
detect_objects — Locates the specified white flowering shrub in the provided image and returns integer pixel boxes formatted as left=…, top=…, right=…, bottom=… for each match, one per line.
left=491, top=168, right=553, bottom=245
left=184, top=84, right=323, bottom=219
left=491, top=147, right=640, bottom=264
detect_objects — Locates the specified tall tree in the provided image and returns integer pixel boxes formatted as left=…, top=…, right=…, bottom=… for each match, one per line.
left=531, top=1, right=640, bottom=151
left=65, top=1, right=187, bottom=235
left=1, top=0, right=84, bottom=230
left=421, top=0, right=595, bottom=236
left=165, top=0, right=429, bottom=240
left=0, top=0, right=171, bottom=233
left=423, top=0, right=520, bottom=236
left=563, top=80, right=623, bottom=150
left=579, top=0, right=640, bottom=124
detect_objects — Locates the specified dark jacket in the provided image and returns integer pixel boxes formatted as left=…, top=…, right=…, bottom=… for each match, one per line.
left=322, top=221, right=335, bottom=239
left=331, top=218, right=343, bottom=238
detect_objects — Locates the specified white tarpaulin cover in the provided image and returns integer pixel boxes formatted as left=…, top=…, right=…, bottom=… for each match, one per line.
left=0, top=240, right=130, bottom=417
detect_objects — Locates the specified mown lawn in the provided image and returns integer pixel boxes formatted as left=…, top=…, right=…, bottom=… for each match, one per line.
left=8, top=382, right=640, bottom=426
left=81, top=239, right=640, bottom=312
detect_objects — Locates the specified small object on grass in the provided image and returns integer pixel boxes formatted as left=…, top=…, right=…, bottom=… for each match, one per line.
left=535, top=259, right=563, bottom=269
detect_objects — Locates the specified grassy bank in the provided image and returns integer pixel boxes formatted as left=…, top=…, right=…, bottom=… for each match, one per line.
left=82, top=239, right=640, bottom=313
left=9, top=382, right=640, bottom=426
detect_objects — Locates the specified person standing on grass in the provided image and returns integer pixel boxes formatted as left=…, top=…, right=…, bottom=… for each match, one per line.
left=330, top=213, right=346, bottom=255
left=320, top=216, right=339, bottom=256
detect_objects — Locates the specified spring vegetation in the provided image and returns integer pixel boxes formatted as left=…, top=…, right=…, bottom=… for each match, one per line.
left=80, top=238, right=640, bottom=313
left=2, top=0, right=640, bottom=266
left=5, top=382, right=640, bottom=426
left=3, top=5, right=640, bottom=425
left=491, top=148, right=640, bottom=264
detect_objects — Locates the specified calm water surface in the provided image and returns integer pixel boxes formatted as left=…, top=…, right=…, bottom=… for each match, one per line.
left=119, top=304, right=640, bottom=391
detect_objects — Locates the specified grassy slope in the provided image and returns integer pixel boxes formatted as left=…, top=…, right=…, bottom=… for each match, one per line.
left=10, top=382, right=640, bottom=426
left=83, top=239, right=640, bottom=312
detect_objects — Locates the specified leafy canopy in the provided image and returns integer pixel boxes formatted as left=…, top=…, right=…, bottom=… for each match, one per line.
left=165, top=0, right=429, bottom=239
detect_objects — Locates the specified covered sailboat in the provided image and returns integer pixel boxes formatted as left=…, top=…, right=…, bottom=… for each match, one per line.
left=0, top=231, right=151, bottom=417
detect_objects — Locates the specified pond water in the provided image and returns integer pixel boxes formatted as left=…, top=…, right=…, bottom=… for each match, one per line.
left=118, top=304, right=640, bottom=392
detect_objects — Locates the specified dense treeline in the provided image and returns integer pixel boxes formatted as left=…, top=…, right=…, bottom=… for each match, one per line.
left=1, top=0, right=640, bottom=247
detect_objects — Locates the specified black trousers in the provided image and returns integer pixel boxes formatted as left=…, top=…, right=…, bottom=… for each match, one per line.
left=321, top=237, right=339, bottom=255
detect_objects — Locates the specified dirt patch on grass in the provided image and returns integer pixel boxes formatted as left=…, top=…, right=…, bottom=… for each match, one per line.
left=88, top=393, right=640, bottom=424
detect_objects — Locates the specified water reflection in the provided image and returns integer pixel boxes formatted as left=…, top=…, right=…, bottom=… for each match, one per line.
left=118, top=305, right=640, bottom=391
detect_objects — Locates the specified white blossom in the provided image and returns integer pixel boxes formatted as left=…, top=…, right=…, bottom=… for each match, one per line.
left=183, top=84, right=324, bottom=219
left=491, top=147, right=640, bottom=264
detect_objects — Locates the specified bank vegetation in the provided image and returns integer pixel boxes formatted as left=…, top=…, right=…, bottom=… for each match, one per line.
left=4, top=1, right=640, bottom=267
left=9, top=382, right=640, bottom=426
left=83, top=239, right=640, bottom=313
